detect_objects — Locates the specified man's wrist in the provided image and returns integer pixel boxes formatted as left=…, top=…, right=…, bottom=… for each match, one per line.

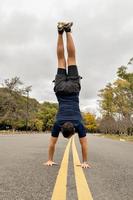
left=83, top=161, right=88, bottom=164
left=48, top=159, right=53, bottom=161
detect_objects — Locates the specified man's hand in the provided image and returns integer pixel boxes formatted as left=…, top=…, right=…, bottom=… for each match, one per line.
left=43, top=160, right=58, bottom=166
left=77, top=162, right=91, bottom=169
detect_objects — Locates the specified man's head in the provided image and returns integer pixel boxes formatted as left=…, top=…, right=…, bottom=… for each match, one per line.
left=61, top=122, right=75, bottom=138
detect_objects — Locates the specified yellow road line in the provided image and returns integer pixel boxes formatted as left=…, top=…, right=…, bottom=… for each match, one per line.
left=51, top=138, right=72, bottom=200
left=72, top=136, right=93, bottom=200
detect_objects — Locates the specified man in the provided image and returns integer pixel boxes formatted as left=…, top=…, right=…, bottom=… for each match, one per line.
left=44, top=22, right=91, bottom=168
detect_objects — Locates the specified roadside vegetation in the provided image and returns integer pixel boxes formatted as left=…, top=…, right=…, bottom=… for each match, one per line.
left=0, top=77, right=96, bottom=133
left=98, top=58, right=133, bottom=137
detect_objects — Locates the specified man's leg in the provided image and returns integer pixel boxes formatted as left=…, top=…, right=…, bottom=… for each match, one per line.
left=66, top=32, right=76, bottom=66
left=65, top=28, right=81, bottom=93
left=54, top=32, right=67, bottom=93
left=57, top=33, right=66, bottom=69
left=66, top=30, right=79, bottom=76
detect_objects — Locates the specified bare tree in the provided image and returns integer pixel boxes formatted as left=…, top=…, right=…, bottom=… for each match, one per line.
left=24, top=86, right=32, bottom=131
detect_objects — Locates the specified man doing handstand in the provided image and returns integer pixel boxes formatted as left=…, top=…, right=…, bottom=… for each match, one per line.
left=44, top=22, right=91, bottom=168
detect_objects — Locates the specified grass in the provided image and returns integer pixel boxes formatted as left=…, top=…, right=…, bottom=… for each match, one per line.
left=98, top=134, right=133, bottom=142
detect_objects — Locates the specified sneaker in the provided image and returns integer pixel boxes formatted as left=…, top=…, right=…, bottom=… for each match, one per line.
left=64, top=22, right=73, bottom=32
left=57, top=22, right=66, bottom=34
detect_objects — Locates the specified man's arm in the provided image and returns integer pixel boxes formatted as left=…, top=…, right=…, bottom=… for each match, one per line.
left=79, top=136, right=91, bottom=168
left=43, top=136, right=58, bottom=166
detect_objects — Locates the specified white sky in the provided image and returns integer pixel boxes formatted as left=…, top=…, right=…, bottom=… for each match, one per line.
left=0, top=0, right=133, bottom=116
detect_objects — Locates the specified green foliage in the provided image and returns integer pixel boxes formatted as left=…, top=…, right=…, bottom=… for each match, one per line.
left=36, top=102, right=58, bottom=131
left=98, top=83, right=116, bottom=116
left=0, top=75, right=59, bottom=132
left=98, top=61, right=133, bottom=135
left=0, top=87, right=39, bottom=130
left=32, top=119, right=43, bottom=132
left=0, top=85, right=58, bottom=132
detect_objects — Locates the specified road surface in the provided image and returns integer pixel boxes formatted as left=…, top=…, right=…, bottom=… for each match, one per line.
left=0, top=133, right=133, bottom=200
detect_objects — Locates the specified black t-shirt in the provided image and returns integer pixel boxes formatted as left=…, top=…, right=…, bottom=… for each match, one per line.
left=55, top=92, right=82, bottom=121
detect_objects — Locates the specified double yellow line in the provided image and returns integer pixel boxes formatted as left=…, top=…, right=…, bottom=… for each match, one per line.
left=51, top=136, right=93, bottom=200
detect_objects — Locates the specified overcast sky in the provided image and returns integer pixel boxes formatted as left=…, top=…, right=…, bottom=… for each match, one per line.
left=0, top=0, right=133, bottom=115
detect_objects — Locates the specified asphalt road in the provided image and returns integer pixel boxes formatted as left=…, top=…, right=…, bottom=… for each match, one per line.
left=0, top=133, right=133, bottom=200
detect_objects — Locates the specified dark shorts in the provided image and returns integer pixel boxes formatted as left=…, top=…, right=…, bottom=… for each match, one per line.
left=53, top=65, right=82, bottom=94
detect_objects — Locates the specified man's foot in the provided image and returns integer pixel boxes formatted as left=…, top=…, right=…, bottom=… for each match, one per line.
left=57, top=22, right=73, bottom=34
left=64, top=22, right=73, bottom=32
left=57, top=22, right=66, bottom=34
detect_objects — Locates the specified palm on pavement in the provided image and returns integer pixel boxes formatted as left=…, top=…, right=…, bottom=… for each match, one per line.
left=77, top=162, right=91, bottom=169
left=43, top=161, right=58, bottom=166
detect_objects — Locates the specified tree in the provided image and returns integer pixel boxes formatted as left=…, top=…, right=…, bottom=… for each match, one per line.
left=98, top=62, right=133, bottom=135
left=98, top=83, right=116, bottom=116
left=0, top=79, right=39, bottom=131
left=24, top=86, right=32, bottom=131
left=35, top=102, right=58, bottom=131
left=83, top=112, right=97, bottom=132
left=99, top=115, right=116, bottom=134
